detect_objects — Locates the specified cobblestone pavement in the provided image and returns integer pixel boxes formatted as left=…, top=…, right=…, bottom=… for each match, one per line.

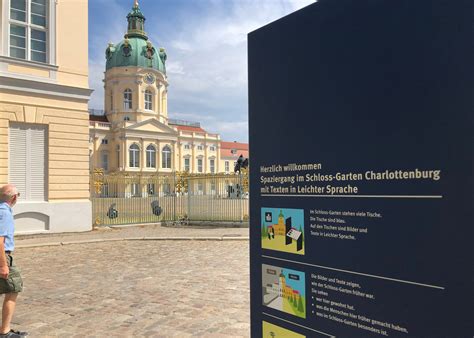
left=11, top=239, right=250, bottom=337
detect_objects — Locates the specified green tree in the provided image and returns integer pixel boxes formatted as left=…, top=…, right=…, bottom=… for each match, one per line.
left=262, top=224, right=267, bottom=238
left=297, top=295, right=304, bottom=313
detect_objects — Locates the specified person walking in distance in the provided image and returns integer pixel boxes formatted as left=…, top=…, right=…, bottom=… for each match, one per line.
left=0, top=185, right=27, bottom=337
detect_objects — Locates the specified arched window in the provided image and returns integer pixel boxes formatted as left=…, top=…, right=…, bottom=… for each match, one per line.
left=129, top=144, right=139, bottom=168
left=145, top=90, right=153, bottom=110
left=123, top=89, right=132, bottom=110
left=146, top=144, right=156, bottom=168
left=162, top=145, right=171, bottom=169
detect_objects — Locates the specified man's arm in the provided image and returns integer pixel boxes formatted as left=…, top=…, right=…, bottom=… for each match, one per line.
left=0, top=237, right=8, bottom=279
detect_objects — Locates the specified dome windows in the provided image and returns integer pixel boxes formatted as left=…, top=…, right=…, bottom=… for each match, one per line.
left=122, top=39, right=132, bottom=57
left=123, top=89, right=132, bottom=110
left=144, top=90, right=153, bottom=110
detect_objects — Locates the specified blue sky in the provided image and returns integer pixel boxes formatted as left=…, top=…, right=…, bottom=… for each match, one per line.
left=88, top=0, right=315, bottom=142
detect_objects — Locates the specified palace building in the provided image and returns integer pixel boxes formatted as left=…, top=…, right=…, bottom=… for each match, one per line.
left=0, top=0, right=92, bottom=233
left=89, top=1, right=248, bottom=176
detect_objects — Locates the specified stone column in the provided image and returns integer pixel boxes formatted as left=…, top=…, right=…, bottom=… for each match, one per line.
left=140, top=138, right=144, bottom=170
left=191, top=142, right=196, bottom=173
left=204, top=142, right=208, bottom=173
left=171, top=141, right=176, bottom=171
left=122, top=137, right=127, bottom=171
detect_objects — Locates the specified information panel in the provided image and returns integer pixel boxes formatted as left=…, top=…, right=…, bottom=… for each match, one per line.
left=248, top=1, right=473, bottom=337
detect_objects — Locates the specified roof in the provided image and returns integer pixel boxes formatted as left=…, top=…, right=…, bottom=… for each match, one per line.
left=171, top=124, right=208, bottom=134
left=90, top=115, right=109, bottom=122
left=220, top=141, right=248, bottom=150
left=220, top=141, right=249, bottom=158
left=221, top=149, right=249, bottom=158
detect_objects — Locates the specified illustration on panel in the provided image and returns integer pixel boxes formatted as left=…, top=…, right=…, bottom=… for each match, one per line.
left=261, top=208, right=305, bottom=255
left=262, top=321, right=306, bottom=338
left=262, top=264, right=306, bottom=319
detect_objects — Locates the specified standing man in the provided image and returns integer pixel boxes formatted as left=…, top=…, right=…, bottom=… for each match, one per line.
left=0, top=185, right=27, bottom=337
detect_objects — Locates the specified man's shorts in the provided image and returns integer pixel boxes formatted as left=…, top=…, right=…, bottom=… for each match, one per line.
left=0, top=255, right=23, bottom=294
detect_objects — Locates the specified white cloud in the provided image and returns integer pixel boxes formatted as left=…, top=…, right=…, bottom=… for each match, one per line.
left=88, top=0, right=316, bottom=142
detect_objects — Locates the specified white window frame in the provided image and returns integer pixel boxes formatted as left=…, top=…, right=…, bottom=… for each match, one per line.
left=146, top=144, right=156, bottom=168
left=123, top=89, right=132, bottom=110
left=210, top=146, right=216, bottom=151
left=144, top=89, right=153, bottom=110
left=225, top=161, right=229, bottom=173
left=197, top=145, right=203, bottom=151
left=147, top=183, right=155, bottom=196
left=4, top=0, right=56, bottom=64
left=197, top=158, right=203, bottom=173
left=184, top=158, right=190, bottom=172
left=161, top=145, right=171, bottom=169
left=184, top=144, right=190, bottom=150
left=101, top=151, right=109, bottom=171
left=129, top=143, right=139, bottom=168
left=131, top=183, right=140, bottom=197
left=209, top=159, right=215, bottom=173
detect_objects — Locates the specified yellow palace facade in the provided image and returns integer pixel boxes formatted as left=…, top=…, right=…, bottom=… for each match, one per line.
left=89, top=2, right=248, bottom=177
left=0, top=0, right=92, bottom=233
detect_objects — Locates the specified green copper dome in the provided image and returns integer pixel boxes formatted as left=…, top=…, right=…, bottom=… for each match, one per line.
left=105, top=2, right=167, bottom=74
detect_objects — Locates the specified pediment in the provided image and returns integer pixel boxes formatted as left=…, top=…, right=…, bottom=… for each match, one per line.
left=126, top=118, right=178, bottom=135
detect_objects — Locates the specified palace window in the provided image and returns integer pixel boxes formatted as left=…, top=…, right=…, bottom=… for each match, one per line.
left=116, top=145, right=120, bottom=167
left=9, top=123, right=47, bottom=201
left=131, top=183, right=140, bottom=197
left=129, top=144, right=139, bottom=168
left=101, top=151, right=109, bottom=171
left=210, top=146, right=216, bottom=151
left=9, top=0, right=48, bottom=63
left=225, top=161, right=230, bottom=173
left=184, top=158, right=190, bottom=172
left=144, top=90, right=153, bottom=110
left=184, top=144, right=190, bottom=150
left=101, top=139, right=108, bottom=145
left=162, top=183, right=171, bottom=196
left=197, top=158, right=203, bottom=173
left=210, top=159, right=215, bottom=173
left=146, top=144, right=156, bottom=168
left=123, top=89, right=132, bottom=110
left=197, top=182, right=203, bottom=195
left=147, top=183, right=156, bottom=196
left=162, top=145, right=171, bottom=169
left=197, top=145, right=203, bottom=150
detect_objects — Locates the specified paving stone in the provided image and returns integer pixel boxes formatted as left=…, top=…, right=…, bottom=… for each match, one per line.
left=8, top=240, right=249, bottom=337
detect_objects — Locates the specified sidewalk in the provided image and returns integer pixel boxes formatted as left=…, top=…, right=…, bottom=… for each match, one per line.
left=15, top=223, right=250, bottom=248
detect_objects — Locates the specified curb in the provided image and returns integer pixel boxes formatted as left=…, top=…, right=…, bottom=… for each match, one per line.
left=16, top=236, right=250, bottom=249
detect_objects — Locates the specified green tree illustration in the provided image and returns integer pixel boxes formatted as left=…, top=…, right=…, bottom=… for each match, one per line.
left=262, top=224, right=267, bottom=238
left=297, top=295, right=304, bottom=313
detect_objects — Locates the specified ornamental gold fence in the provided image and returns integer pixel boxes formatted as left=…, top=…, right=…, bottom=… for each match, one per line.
left=90, top=170, right=249, bottom=226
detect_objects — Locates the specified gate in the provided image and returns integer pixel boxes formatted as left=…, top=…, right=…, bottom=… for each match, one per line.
left=91, top=169, right=249, bottom=226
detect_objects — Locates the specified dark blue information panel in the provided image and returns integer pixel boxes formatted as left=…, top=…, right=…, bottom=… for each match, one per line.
left=248, top=1, right=473, bottom=337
